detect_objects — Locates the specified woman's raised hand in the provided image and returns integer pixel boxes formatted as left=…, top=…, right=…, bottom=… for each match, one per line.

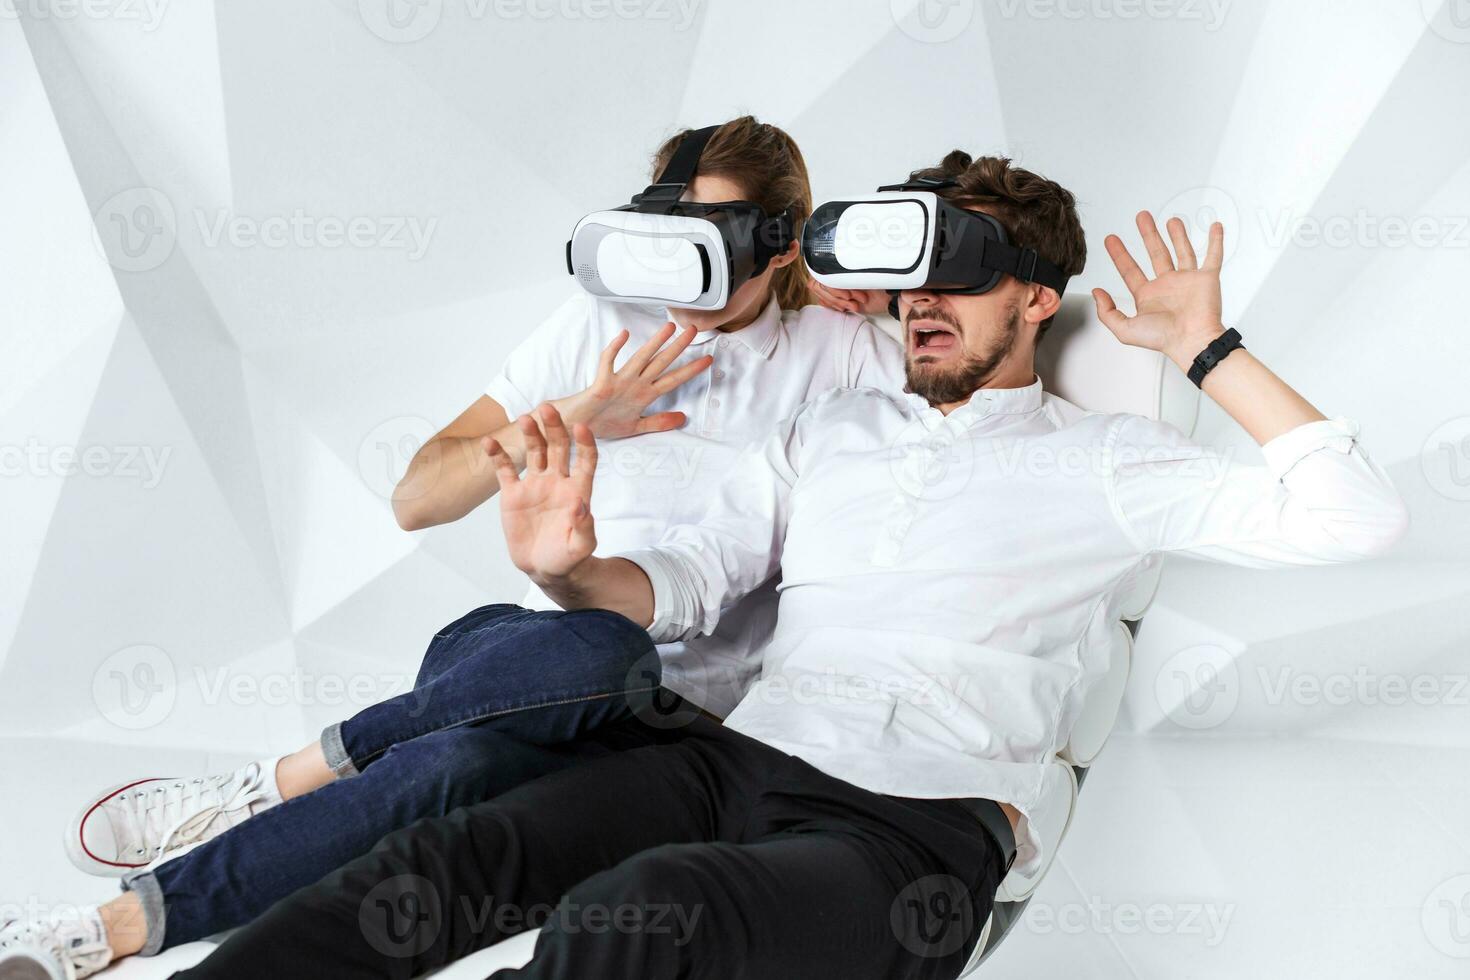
left=557, top=323, right=713, bottom=440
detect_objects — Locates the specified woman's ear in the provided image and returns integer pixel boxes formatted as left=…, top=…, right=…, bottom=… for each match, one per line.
left=768, top=238, right=800, bottom=269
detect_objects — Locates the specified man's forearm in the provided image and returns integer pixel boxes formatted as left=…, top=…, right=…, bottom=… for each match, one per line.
left=535, top=556, right=657, bottom=629
left=1165, top=334, right=1325, bottom=447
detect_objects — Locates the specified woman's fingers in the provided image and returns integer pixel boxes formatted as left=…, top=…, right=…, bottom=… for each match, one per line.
left=518, top=413, right=547, bottom=472
left=643, top=324, right=698, bottom=378
left=596, top=329, right=630, bottom=380
left=622, top=322, right=677, bottom=376
left=1166, top=217, right=1197, bottom=270
left=651, top=354, right=713, bottom=396
left=633, top=410, right=688, bottom=435
left=539, top=403, right=571, bottom=476
left=1135, top=210, right=1176, bottom=276
left=1104, top=234, right=1149, bottom=294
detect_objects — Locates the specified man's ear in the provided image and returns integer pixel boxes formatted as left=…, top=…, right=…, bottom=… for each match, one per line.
left=768, top=239, right=800, bottom=269
left=1025, top=283, right=1062, bottom=324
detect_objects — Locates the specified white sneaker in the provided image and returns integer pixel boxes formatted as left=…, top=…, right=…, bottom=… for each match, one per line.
left=65, top=758, right=284, bottom=877
left=0, top=907, right=111, bottom=980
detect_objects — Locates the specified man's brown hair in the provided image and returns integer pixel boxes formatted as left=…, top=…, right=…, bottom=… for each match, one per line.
left=651, top=116, right=813, bottom=311
left=909, top=152, right=1086, bottom=335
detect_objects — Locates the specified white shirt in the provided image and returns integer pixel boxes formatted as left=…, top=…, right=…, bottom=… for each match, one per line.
left=486, top=291, right=904, bottom=715
left=623, top=381, right=1408, bottom=874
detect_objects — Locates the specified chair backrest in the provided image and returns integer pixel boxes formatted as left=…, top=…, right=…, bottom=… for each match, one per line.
left=879, top=296, right=1199, bottom=975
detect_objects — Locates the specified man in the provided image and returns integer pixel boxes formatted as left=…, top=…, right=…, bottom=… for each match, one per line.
left=128, top=154, right=1413, bottom=979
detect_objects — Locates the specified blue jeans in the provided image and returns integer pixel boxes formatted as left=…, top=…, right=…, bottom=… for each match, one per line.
left=122, top=604, right=666, bottom=955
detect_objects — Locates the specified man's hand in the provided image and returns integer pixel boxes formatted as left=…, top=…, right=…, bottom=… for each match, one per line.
left=485, top=404, right=599, bottom=585
left=809, top=278, right=892, bottom=317
left=555, top=323, right=713, bottom=440
left=1093, top=211, right=1227, bottom=372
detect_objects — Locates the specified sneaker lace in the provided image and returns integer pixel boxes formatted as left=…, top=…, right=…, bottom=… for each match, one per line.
left=0, top=916, right=111, bottom=980
left=115, top=763, right=269, bottom=862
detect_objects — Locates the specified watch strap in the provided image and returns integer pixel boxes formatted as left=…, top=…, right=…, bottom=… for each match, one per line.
left=1187, top=328, right=1244, bottom=388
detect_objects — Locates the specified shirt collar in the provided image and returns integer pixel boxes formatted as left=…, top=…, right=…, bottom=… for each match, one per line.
left=675, top=296, right=782, bottom=359
left=902, top=376, right=1046, bottom=428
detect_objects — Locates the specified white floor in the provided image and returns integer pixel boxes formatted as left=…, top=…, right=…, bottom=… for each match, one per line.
left=4, top=733, right=1467, bottom=979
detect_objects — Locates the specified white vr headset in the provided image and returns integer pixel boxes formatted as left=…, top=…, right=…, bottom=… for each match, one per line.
left=802, top=175, right=1071, bottom=313
left=566, top=125, right=796, bottom=311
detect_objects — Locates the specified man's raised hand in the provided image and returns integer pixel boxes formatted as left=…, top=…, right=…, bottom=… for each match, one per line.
left=557, top=322, right=713, bottom=440
left=483, top=403, right=599, bottom=584
left=1092, top=211, right=1228, bottom=371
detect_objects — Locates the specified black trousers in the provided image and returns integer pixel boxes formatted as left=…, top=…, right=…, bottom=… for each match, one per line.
left=176, top=718, right=1008, bottom=980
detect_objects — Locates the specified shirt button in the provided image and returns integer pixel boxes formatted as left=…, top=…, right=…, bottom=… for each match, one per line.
left=714, top=369, right=726, bottom=380
left=717, top=338, right=729, bottom=350
left=710, top=397, right=721, bottom=409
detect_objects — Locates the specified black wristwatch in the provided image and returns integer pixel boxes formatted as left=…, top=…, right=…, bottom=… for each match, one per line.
left=1187, top=328, right=1244, bottom=388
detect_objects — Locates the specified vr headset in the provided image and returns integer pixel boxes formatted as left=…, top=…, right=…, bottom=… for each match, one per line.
left=802, top=175, right=1071, bottom=316
left=566, top=125, right=796, bottom=311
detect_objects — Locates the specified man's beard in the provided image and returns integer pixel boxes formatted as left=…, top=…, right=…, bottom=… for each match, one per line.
left=904, top=304, right=1022, bottom=406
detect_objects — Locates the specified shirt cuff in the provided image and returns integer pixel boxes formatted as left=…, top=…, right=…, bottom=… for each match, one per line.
left=1259, top=416, right=1361, bottom=481
left=619, top=548, right=696, bottom=644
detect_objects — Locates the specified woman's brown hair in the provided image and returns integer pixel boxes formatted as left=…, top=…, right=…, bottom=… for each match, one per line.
left=651, top=116, right=813, bottom=311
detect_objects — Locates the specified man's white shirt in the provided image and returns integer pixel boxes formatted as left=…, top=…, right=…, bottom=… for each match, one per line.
left=623, top=380, right=1407, bottom=874
left=486, top=291, right=905, bottom=716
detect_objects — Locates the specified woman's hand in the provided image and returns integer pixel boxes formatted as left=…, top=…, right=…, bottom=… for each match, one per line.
left=485, top=404, right=600, bottom=585
left=809, top=279, right=892, bottom=318
left=1092, top=211, right=1228, bottom=372
left=555, top=323, right=713, bottom=440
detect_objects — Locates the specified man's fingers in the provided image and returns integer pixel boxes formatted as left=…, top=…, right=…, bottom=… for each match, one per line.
left=1092, top=287, right=1130, bottom=333
left=623, top=322, right=677, bottom=376
left=1104, top=234, right=1149, bottom=293
left=651, top=354, right=713, bottom=396
left=1203, top=221, right=1226, bottom=270
left=484, top=438, right=519, bottom=485
left=539, top=403, right=571, bottom=476
left=571, top=423, right=599, bottom=489
left=643, top=324, right=698, bottom=378
left=1166, top=217, right=1198, bottom=270
left=1136, top=210, right=1175, bottom=276
left=633, top=411, right=688, bottom=435
left=517, top=414, right=547, bottom=472
left=597, top=330, right=630, bottom=379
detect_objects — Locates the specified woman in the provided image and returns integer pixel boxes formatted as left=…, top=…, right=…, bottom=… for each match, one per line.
left=0, top=117, right=902, bottom=978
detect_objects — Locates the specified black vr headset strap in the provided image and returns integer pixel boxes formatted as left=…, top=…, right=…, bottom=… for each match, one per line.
left=634, top=125, right=720, bottom=212
left=978, top=236, right=1070, bottom=295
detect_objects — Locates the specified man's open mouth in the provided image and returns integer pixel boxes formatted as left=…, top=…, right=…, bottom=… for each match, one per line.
left=910, top=321, right=960, bottom=355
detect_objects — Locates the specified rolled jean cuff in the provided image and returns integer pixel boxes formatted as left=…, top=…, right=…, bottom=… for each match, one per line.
left=119, top=869, right=167, bottom=957
left=320, top=722, right=360, bottom=779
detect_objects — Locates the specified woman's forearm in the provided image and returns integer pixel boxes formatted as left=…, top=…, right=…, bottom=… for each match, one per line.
left=392, top=420, right=526, bottom=530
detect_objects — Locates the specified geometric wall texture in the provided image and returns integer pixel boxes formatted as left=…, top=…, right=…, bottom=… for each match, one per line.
left=3, top=2, right=1469, bottom=976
